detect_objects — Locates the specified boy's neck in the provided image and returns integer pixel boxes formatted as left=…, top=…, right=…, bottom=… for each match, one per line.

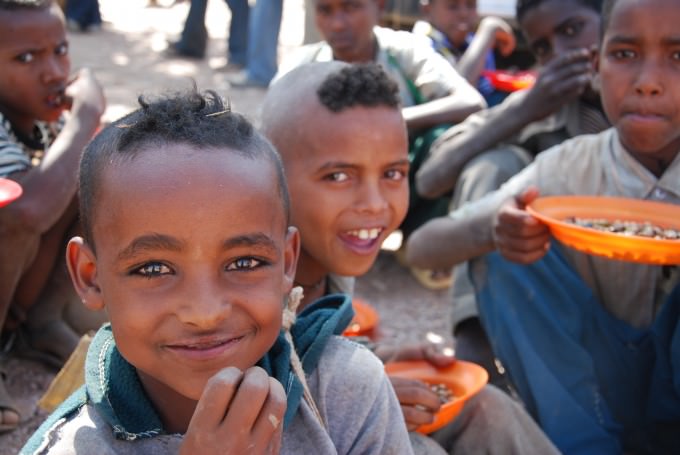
left=295, top=251, right=329, bottom=311
left=137, top=370, right=196, bottom=434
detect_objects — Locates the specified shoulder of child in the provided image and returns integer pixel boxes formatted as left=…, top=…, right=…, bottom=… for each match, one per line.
left=307, top=336, right=414, bottom=454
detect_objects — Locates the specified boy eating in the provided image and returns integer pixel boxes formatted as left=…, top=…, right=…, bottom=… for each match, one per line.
left=21, top=90, right=412, bottom=453
left=407, top=0, right=680, bottom=451
left=262, top=61, right=559, bottom=454
left=0, top=0, right=105, bottom=432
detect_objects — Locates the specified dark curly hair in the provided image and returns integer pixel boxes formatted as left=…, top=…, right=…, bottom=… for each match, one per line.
left=317, top=63, right=400, bottom=113
left=79, top=89, right=290, bottom=249
left=516, top=0, right=603, bottom=22
left=0, top=0, right=51, bottom=10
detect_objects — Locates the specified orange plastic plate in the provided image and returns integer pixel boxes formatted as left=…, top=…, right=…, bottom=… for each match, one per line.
left=384, top=360, right=488, bottom=434
left=482, top=70, right=536, bottom=92
left=527, top=195, right=680, bottom=265
left=342, top=297, right=379, bottom=338
left=0, top=178, right=22, bottom=208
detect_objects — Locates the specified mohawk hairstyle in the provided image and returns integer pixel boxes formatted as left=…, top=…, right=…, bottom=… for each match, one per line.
left=317, top=63, right=400, bottom=113
left=516, top=0, right=603, bottom=22
left=0, top=0, right=51, bottom=10
left=79, top=88, right=290, bottom=248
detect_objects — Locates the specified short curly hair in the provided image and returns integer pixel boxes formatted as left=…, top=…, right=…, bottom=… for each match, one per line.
left=79, top=89, right=290, bottom=249
left=516, top=0, right=603, bottom=22
left=316, top=63, right=400, bottom=113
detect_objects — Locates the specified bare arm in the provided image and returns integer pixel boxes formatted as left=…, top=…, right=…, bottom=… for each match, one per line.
left=402, top=82, right=486, bottom=132
left=416, top=48, right=593, bottom=198
left=456, top=17, right=515, bottom=86
left=404, top=198, right=498, bottom=269
left=9, top=69, right=105, bottom=233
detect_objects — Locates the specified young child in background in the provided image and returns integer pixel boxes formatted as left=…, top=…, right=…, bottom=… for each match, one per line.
left=21, top=90, right=412, bottom=454
left=277, top=0, right=487, bottom=290
left=411, top=0, right=607, bottom=383
left=261, top=61, right=559, bottom=455
left=0, top=0, right=105, bottom=433
left=413, top=0, right=516, bottom=106
left=407, top=0, right=680, bottom=452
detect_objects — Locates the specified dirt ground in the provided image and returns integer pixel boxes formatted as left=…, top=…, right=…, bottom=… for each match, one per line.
left=0, top=1, right=453, bottom=452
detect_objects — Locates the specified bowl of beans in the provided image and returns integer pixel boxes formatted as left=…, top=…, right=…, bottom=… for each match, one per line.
left=527, top=195, right=680, bottom=264
left=384, top=359, right=488, bottom=434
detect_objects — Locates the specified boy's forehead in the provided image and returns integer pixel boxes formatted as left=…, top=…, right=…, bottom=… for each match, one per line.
left=0, top=4, right=65, bottom=44
left=604, top=0, right=680, bottom=38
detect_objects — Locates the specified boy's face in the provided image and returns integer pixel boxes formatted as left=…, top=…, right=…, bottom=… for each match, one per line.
left=314, top=0, right=381, bottom=62
left=282, top=105, right=409, bottom=278
left=597, top=0, right=680, bottom=164
left=520, top=0, right=600, bottom=65
left=67, top=144, right=299, bottom=403
left=423, top=0, right=477, bottom=48
left=0, top=4, right=70, bottom=134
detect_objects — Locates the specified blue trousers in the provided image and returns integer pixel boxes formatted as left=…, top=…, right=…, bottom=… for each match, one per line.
left=176, top=0, right=248, bottom=64
left=245, top=0, right=283, bottom=85
left=65, top=0, right=102, bottom=28
left=471, top=246, right=680, bottom=454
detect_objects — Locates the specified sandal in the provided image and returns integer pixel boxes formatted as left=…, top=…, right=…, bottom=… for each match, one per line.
left=409, top=266, right=454, bottom=291
left=0, top=365, right=20, bottom=433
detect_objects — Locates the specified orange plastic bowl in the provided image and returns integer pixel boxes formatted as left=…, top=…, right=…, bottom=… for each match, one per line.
left=482, top=70, right=536, bottom=92
left=384, top=360, right=488, bottom=434
left=0, top=178, right=22, bottom=208
left=527, top=195, right=680, bottom=265
left=342, top=297, right=379, bottom=338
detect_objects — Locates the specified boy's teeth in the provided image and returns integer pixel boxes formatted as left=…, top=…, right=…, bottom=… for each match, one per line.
left=348, top=228, right=381, bottom=240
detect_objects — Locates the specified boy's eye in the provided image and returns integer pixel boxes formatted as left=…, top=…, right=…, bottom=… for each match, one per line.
left=226, top=257, right=263, bottom=271
left=324, top=171, right=349, bottom=182
left=384, top=168, right=406, bottom=181
left=55, top=43, right=68, bottom=56
left=134, top=262, right=172, bottom=277
left=15, top=52, right=34, bottom=63
left=612, top=49, right=636, bottom=60
left=671, top=51, right=680, bottom=61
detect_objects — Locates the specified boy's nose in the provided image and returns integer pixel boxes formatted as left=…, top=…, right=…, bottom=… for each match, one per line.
left=355, top=182, right=388, bottom=214
left=175, top=279, right=232, bottom=328
left=634, top=61, right=663, bottom=96
left=41, top=57, right=68, bottom=84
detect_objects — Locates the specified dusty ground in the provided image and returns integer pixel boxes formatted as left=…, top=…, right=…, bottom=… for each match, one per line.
left=0, top=1, right=453, bottom=452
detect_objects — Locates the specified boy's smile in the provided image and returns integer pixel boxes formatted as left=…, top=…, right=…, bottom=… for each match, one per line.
left=67, top=144, right=298, bottom=415
left=0, top=4, right=70, bottom=135
left=283, top=105, right=409, bottom=281
left=597, top=0, right=680, bottom=172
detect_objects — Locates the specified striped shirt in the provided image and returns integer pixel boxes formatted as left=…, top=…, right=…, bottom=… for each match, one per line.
left=0, top=112, right=63, bottom=178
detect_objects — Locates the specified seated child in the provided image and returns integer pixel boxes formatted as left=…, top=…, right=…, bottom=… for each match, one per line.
left=0, top=0, right=105, bottom=433
left=21, top=90, right=412, bottom=453
left=407, top=0, right=680, bottom=452
left=413, top=0, right=516, bottom=106
left=410, top=0, right=608, bottom=379
left=277, top=0, right=486, bottom=290
left=261, top=61, right=559, bottom=455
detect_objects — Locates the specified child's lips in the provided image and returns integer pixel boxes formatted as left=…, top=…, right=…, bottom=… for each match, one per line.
left=165, top=334, right=244, bottom=361
left=45, top=89, right=66, bottom=109
left=338, top=227, right=384, bottom=254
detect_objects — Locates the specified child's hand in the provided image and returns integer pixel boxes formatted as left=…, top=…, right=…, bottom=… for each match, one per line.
left=65, top=68, right=106, bottom=120
left=375, top=340, right=456, bottom=368
left=523, top=48, right=593, bottom=121
left=389, top=376, right=441, bottom=431
left=493, top=186, right=551, bottom=264
left=478, top=16, right=516, bottom=57
left=180, top=366, right=287, bottom=455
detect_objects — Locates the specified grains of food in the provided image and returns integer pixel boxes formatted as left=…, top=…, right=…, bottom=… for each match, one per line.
left=565, top=217, right=680, bottom=240
left=430, top=383, right=454, bottom=404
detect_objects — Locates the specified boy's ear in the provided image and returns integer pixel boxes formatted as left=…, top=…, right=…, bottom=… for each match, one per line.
left=66, top=237, right=105, bottom=311
left=283, top=226, right=301, bottom=292
left=590, top=45, right=601, bottom=93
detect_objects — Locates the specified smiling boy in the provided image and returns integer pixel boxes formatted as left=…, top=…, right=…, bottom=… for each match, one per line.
left=21, top=89, right=412, bottom=454
left=407, top=0, right=680, bottom=451
left=0, top=0, right=105, bottom=433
